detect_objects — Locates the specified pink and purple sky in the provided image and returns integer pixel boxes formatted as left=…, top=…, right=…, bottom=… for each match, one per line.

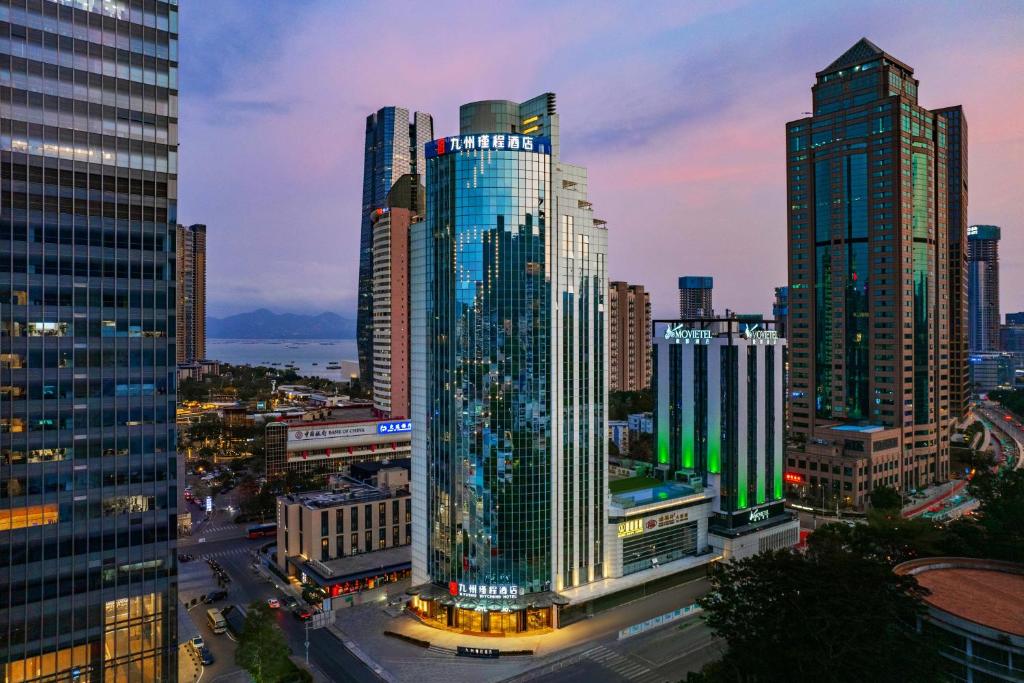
left=179, top=0, right=1024, bottom=321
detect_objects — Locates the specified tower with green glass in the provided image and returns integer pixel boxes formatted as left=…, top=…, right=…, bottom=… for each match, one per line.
left=785, top=39, right=963, bottom=496
left=409, top=94, right=607, bottom=633
left=653, top=319, right=786, bottom=529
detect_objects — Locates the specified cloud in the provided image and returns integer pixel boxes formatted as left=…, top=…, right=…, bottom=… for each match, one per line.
left=178, top=0, right=1024, bottom=321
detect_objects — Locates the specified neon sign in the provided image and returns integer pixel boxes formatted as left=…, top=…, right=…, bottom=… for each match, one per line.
left=663, top=324, right=712, bottom=344
left=425, top=134, right=551, bottom=159
left=376, top=420, right=412, bottom=435
left=742, top=324, right=779, bottom=345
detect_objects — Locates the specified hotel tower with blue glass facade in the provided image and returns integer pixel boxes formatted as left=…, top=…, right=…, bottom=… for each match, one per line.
left=1, top=1, right=179, bottom=679
left=409, top=93, right=607, bottom=634
left=785, top=39, right=966, bottom=502
left=358, top=107, right=433, bottom=387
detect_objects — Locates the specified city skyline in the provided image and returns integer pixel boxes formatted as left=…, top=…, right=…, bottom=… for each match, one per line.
left=178, top=0, right=1023, bottom=320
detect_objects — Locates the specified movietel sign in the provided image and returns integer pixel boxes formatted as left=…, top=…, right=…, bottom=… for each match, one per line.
left=663, top=324, right=712, bottom=344
left=742, top=324, right=779, bottom=345
left=425, top=133, right=551, bottom=159
left=449, top=581, right=519, bottom=599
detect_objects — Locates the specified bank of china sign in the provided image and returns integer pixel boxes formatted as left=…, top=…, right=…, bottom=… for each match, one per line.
left=426, top=133, right=551, bottom=159
left=288, top=420, right=412, bottom=443
left=663, top=324, right=712, bottom=345
left=742, top=324, right=779, bottom=345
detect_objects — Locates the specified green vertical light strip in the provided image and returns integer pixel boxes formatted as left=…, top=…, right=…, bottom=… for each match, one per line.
left=737, top=484, right=747, bottom=509
left=774, top=468, right=783, bottom=501
left=682, top=432, right=694, bottom=469
left=657, top=426, right=669, bottom=466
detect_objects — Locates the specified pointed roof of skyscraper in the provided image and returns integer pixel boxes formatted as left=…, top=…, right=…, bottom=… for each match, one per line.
left=817, top=38, right=913, bottom=77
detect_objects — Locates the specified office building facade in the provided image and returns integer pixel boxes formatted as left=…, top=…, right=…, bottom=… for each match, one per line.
left=967, top=224, right=1001, bottom=352
left=409, top=93, right=608, bottom=634
left=608, top=281, right=651, bottom=392
left=175, top=223, right=205, bottom=364
left=357, top=108, right=433, bottom=387
left=940, top=106, right=969, bottom=420
left=371, top=175, right=421, bottom=419
left=0, top=1, right=179, bottom=679
left=785, top=39, right=965, bottom=496
left=678, top=276, right=713, bottom=319
left=652, top=318, right=797, bottom=559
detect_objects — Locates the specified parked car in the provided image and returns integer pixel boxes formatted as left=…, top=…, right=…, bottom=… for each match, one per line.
left=204, top=590, right=228, bottom=603
left=189, top=636, right=205, bottom=652
left=266, top=598, right=280, bottom=609
left=198, top=646, right=214, bottom=665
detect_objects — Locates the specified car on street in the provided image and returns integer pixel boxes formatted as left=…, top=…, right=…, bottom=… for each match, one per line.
left=178, top=554, right=194, bottom=562
left=189, top=636, right=205, bottom=651
left=204, top=590, right=228, bottom=603
left=291, top=604, right=313, bottom=621
left=266, top=598, right=280, bottom=609
left=198, top=646, right=214, bottom=665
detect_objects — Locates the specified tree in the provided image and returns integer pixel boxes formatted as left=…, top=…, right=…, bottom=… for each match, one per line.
left=235, top=603, right=292, bottom=683
left=808, top=512, right=949, bottom=566
left=698, top=547, right=942, bottom=683
left=869, top=485, right=902, bottom=511
left=962, top=468, right=1024, bottom=562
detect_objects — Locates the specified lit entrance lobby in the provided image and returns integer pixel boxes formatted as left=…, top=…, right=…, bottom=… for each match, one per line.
left=407, top=588, right=563, bottom=635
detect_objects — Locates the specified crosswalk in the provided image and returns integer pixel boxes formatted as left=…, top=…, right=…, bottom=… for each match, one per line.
left=193, top=524, right=239, bottom=534
left=194, top=546, right=252, bottom=560
left=582, top=645, right=662, bottom=683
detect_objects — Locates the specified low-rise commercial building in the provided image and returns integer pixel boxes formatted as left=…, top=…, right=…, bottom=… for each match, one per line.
left=265, top=405, right=412, bottom=475
left=895, top=557, right=1024, bottom=682
left=276, top=469, right=412, bottom=600
left=784, top=423, right=903, bottom=510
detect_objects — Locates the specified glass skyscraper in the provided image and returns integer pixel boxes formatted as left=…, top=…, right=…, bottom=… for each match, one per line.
left=967, top=224, right=1001, bottom=353
left=409, top=93, right=607, bottom=634
left=786, top=39, right=965, bottom=495
left=357, top=107, right=432, bottom=387
left=1, top=1, right=179, bottom=680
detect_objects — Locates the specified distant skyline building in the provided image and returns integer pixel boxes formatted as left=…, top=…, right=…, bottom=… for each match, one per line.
left=772, top=286, right=789, bottom=339
left=678, top=276, right=714, bottom=319
left=785, top=38, right=966, bottom=495
left=653, top=318, right=799, bottom=558
left=176, top=223, right=207, bottom=364
left=609, top=281, right=652, bottom=392
left=409, top=93, right=608, bottom=633
left=0, top=2, right=180, bottom=679
left=967, top=224, right=1001, bottom=352
left=372, top=175, right=423, bottom=419
left=1006, top=312, right=1024, bottom=326
left=358, top=107, right=433, bottom=387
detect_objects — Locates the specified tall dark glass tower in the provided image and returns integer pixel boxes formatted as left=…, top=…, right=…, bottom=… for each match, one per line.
left=786, top=39, right=965, bottom=493
left=357, top=108, right=432, bottom=387
left=967, top=224, right=1001, bottom=352
left=1, top=1, right=179, bottom=680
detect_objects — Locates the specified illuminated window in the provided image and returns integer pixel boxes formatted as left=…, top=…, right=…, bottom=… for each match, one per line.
left=0, top=504, right=59, bottom=531
left=4, top=643, right=95, bottom=683
left=104, top=593, right=164, bottom=683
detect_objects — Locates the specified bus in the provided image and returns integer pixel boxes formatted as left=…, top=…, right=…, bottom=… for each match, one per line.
left=206, top=608, right=226, bottom=634
left=247, top=523, right=276, bottom=539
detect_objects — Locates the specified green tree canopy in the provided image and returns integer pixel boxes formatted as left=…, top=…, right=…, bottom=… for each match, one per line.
left=235, top=602, right=293, bottom=683
left=697, top=547, right=942, bottom=682
left=868, top=485, right=902, bottom=511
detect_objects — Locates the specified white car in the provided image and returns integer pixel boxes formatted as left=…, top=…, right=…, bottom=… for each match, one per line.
left=189, top=636, right=205, bottom=652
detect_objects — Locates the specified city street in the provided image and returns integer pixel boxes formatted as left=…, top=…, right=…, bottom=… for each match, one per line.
left=178, top=511, right=382, bottom=682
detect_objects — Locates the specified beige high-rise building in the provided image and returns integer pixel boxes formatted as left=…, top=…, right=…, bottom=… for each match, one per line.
left=609, top=281, right=652, bottom=391
left=176, top=224, right=207, bottom=364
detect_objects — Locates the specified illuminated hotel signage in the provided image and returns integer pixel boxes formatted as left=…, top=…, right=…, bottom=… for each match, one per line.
left=742, top=324, right=779, bottom=345
left=748, top=506, right=771, bottom=523
left=425, top=133, right=551, bottom=159
left=663, top=324, right=712, bottom=344
left=449, top=582, right=519, bottom=599
left=617, top=518, right=644, bottom=538
left=377, top=420, right=412, bottom=435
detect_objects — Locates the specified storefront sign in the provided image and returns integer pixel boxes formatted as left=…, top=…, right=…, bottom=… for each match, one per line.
left=748, top=506, right=771, bottom=523
left=457, top=646, right=500, bottom=659
left=742, top=324, right=779, bottom=345
left=376, top=420, right=412, bottom=435
left=288, top=423, right=376, bottom=443
left=449, top=582, right=519, bottom=599
left=663, top=324, right=712, bottom=344
left=784, top=471, right=805, bottom=485
left=617, top=518, right=644, bottom=538
left=647, top=510, right=690, bottom=530
left=426, top=134, right=551, bottom=159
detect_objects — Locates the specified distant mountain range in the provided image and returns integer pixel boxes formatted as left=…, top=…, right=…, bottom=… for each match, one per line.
left=208, top=309, right=356, bottom=339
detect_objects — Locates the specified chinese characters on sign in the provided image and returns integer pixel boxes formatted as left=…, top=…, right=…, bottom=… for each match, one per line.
left=742, top=324, right=779, bottom=345
left=663, top=324, right=712, bottom=344
left=426, top=134, right=551, bottom=159
left=453, top=583, right=519, bottom=599
left=376, top=420, right=413, bottom=435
